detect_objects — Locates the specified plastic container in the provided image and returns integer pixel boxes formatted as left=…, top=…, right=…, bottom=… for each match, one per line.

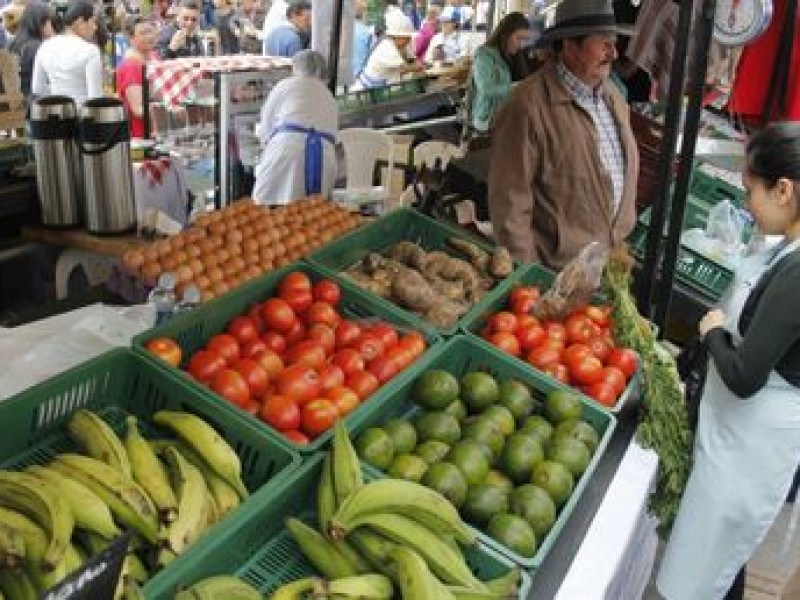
left=147, top=271, right=177, bottom=326
left=146, top=453, right=533, bottom=600
left=460, top=263, right=643, bottom=414
left=307, top=208, right=523, bottom=337
left=133, top=261, right=441, bottom=453
left=0, top=348, right=301, bottom=595
left=351, top=336, right=616, bottom=570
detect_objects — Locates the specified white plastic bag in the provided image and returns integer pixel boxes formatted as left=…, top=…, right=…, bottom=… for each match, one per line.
left=705, top=199, right=746, bottom=260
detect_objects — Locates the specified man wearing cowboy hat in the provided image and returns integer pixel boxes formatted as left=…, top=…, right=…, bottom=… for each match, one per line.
left=487, top=0, right=639, bottom=271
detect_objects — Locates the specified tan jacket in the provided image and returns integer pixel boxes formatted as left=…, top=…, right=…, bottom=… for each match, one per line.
left=488, top=60, right=639, bottom=270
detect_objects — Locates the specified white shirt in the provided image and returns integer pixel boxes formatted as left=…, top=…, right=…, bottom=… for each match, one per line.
left=360, top=38, right=406, bottom=85
left=32, top=33, right=103, bottom=106
left=424, top=31, right=464, bottom=63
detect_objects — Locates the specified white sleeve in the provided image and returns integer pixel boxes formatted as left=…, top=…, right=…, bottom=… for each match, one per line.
left=31, top=49, right=48, bottom=96
left=373, top=40, right=405, bottom=71
left=86, top=46, right=104, bottom=99
left=424, top=33, right=442, bottom=63
left=258, top=82, right=284, bottom=146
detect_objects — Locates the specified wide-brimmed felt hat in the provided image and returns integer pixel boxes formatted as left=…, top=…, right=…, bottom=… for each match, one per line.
left=537, top=0, right=633, bottom=47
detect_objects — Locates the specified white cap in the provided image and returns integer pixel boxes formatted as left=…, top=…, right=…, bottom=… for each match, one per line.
left=384, top=11, right=415, bottom=37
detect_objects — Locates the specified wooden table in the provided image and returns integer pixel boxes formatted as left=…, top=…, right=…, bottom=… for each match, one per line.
left=22, top=227, right=145, bottom=258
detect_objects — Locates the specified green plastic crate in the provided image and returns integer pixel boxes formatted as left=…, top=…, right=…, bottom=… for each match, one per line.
left=336, top=89, right=374, bottom=112
left=307, top=208, right=523, bottom=337
left=460, top=263, right=642, bottom=414
left=352, top=336, right=616, bottom=570
left=146, top=452, right=532, bottom=600
left=0, top=348, right=301, bottom=596
left=369, top=78, right=427, bottom=103
left=133, top=261, right=441, bottom=454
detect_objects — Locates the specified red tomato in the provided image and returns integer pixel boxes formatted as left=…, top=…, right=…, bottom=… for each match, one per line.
left=247, top=303, right=267, bottom=334
left=584, top=305, right=611, bottom=328
left=306, top=323, right=336, bottom=355
left=516, top=314, right=540, bottom=330
left=318, top=363, right=345, bottom=392
left=509, top=285, right=540, bottom=305
left=244, top=402, right=260, bottom=418
left=305, top=302, right=341, bottom=328
left=349, top=333, right=385, bottom=362
left=331, top=348, right=365, bottom=375
left=327, top=386, right=360, bottom=416
left=568, top=354, right=605, bottom=386
left=259, top=394, right=301, bottom=431
left=241, top=338, right=267, bottom=359
left=345, top=370, right=380, bottom=400
left=368, top=323, right=399, bottom=351
left=489, top=331, right=521, bottom=357
left=285, top=340, right=326, bottom=369
left=206, top=334, right=241, bottom=365
left=585, top=381, right=618, bottom=407
left=279, top=271, right=312, bottom=296
left=607, top=348, right=638, bottom=379
left=335, top=320, right=363, bottom=349
left=211, top=369, right=250, bottom=408
left=277, top=363, right=322, bottom=405
left=283, top=429, right=310, bottom=445
left=367, top=354, right=400, bottom=384
left=516, top=324, right=546, bottom=351
left=600, top=366, right=627, bottom=395
left=312, top=280, right=341, bottom=305
left=398, top=332, right=426, bottom=358
left=542, top=363, right=570, bottom=384
left=561, top=343, right=592, bottom=366
left=543, top=322, right=567, bottom=343
left=284, top=320, right=307, bottom=347
left=261, top=298, right=297, bottom=333
left=145, top=337, right=183, bottom=367
left=187, top=349, right=225, bottom=383
left=252, top=349, right=284, bottom=380
left=233, top=358, right=269, bottom=399
left=227, top=316, right=259, bottom=345
left=281, top=289, right=313, bottom=315
left=261, top=331, right=287, bottom=356
left=385, top=346, right=413, bottom=371
left=488, top=311, right=519, bottom=334
left=539, top=336, right=566, bottom=355
left=527, top=347, right=561, bottom=370
left=587, top=337, right=613, bottom=363
left=302, top=399, right=339, bottom=437
left=564, top=314, right=595, bottom=345
left=510, top=295, right=536, bottom=315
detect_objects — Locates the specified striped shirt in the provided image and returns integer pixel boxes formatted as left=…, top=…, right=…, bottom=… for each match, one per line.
left=556, top=61, right=625, bottom=215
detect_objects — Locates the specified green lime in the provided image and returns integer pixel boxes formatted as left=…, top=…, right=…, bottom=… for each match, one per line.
left=546, top=437, right=591, bottom=478
left=414, top=370, right=460, bottom=410
left=521, top=415, right=554, bottom=446
left=501, top=432, right=545, bottom=484
left=387, top=453, right=428, bottom=482
left=487, top=513, right=537, bottom=558
left=544, top=389, right=583, bottom=424
left=460, top=372, right=500, bottom=413
left=462, top=416, right=505, bottom=463
left=443, top=399, right=468, bottom=421
left=510, top=484, right=557, bottom=538
left=422, top=462, right=468, bottom=508
left=415, top=440, right=451, bottom=465
left=531, top=461, right=574, bottom=507
left=355, top=428, right=395, bottom=470
left=498, top=379, right=537, bottom=422
left=382, top=419, right=418, bottom=454
left=481, top=405, right=516, bottom=437
left=554, top=420, right=600, bottom=454
left=461, top=484, right=509, bottom=526
left=484, top=469, right=515, bottom=493
left=447, top=440, right=490, bottom=486
left=414, top=411, right=461, bottom=445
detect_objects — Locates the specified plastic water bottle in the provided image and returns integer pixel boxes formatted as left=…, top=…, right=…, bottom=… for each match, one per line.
left=173, top=284, right=201, bottom=317
left=147, top=272, right=177, bottom=326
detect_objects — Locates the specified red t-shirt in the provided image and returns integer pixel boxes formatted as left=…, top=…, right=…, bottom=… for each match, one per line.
left=116, top=58, right=145, bottom=138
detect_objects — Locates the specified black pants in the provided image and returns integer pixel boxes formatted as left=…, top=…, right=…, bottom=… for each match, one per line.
left=723, top=566, right=746, bottom=600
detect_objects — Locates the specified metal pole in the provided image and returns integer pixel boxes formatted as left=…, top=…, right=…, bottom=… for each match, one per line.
left=653, top=0, right=717, bottom=334
left=328, top=0, right=345, bottom=93
left=143, top=63, right=150, bottom=139
left=636, top=0, right=694, bottom=316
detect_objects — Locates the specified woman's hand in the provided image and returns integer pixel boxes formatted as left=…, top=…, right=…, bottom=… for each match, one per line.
left=699, top=309, right=725, bottom=337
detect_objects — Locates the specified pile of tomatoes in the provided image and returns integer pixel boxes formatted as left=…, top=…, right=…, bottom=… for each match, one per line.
left=478, top=285, right=638, bottom=408
left=146, top=271, right=428, bottom=444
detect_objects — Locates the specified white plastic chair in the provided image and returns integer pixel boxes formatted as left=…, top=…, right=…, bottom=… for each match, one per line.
left=54, top=249, right=114, bottom=300
left=338, top=128, right=395, bottom=189
left=413, top=140, right=464, bottom=171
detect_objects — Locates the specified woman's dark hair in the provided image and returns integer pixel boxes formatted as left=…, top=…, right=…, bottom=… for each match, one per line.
left=16, top=3, right=53, bottom=41
left=63, top=0, right=95, bottom=25
left=485, top=12, right=529, bottom=59
left=747, top=122, right=800, bottom=187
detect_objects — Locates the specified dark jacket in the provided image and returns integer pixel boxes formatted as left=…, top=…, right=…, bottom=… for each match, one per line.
left=157, top=24, right=204, bottom=59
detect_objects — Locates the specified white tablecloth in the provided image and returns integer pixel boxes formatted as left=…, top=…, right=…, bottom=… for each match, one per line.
left=133, top=158, right=189, bottom=227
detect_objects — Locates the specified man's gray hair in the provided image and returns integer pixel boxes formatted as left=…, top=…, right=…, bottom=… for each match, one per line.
left=292, top=49, right=328, bottom=80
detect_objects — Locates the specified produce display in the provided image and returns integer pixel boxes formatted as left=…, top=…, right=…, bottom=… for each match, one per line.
left=121, top=198, right=366, bottom=302
left=477, top=284, right=639, bottom=409
left=0, top=409, right=249, bottom=599
left=340, top=239, right=514, bottom=329
left=355, top=367, right=601, bottom=560
left=145, top=270, right=429, bottom=446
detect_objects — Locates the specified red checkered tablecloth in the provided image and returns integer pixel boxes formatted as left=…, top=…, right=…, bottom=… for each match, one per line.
left=147, top=56, right=292, bottom=110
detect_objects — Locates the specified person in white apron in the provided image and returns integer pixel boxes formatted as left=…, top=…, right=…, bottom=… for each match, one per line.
left=658, top=122, right=800, bottom=600
left=252, top=50, right=338, bottom=205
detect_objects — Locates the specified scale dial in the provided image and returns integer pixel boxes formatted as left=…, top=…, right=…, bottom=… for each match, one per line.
left=714, top=0, right=773, bottom=47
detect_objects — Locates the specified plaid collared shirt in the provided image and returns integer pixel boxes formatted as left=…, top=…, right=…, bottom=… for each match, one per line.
left=556, top=61, right=625, bottom=215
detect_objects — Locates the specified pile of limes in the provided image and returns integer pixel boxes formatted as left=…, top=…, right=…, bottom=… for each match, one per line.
left=355, top=369, right=601, bottom=559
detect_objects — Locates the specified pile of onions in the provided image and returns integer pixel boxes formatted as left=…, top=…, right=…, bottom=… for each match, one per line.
left=121, top=197, right=365, bottom=302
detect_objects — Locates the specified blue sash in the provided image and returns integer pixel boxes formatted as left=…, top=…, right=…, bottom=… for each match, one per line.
left=270, top=122, right=335, bottom=196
